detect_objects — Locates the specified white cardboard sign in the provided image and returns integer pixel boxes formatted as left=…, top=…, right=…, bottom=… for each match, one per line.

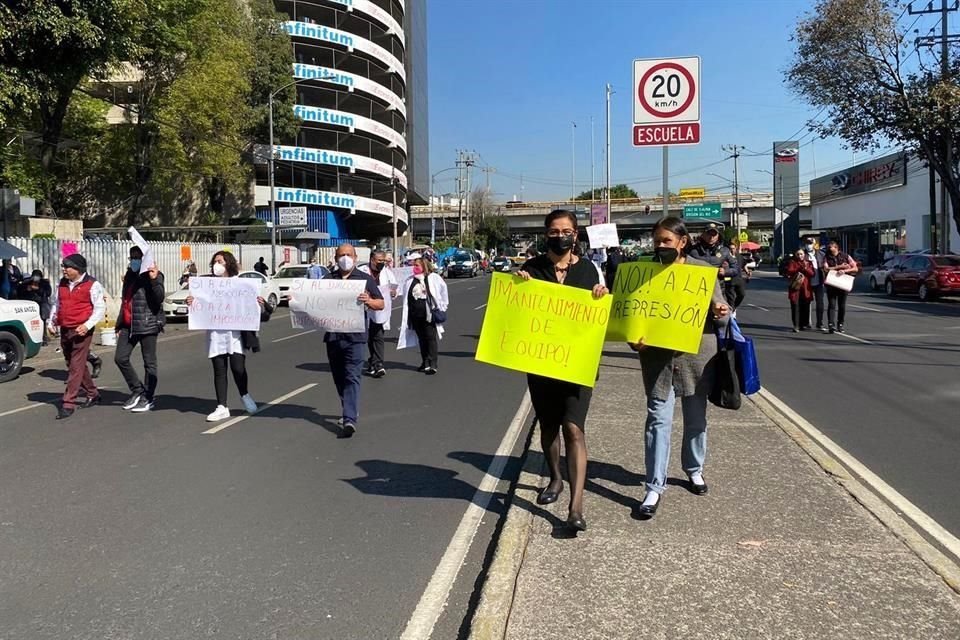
left=288, top=278, right=366, bottom=333
left=128, top=226, right=155, bottom=273
left=188, top=276, right=261, bottom=331
left=586, top=223, right=620, bottom=249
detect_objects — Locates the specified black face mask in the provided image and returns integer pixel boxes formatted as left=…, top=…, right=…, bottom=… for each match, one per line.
left=654, top=247, right=680, bottom=265
left=546, top=235, right=575, bottom=255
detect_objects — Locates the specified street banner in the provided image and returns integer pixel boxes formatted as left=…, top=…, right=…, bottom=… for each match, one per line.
left=288, top=278, right=366, bottom=333
left=590, top=204, right=608, bottom=226
left=606, top=261, right=716, bottom=353
left=128, top=226, right=155, bottom=273
left=188, top=276, right=261, bottom=332
left=586, top=223, right=620, bottom=249
left=475, top=273, right=611, bottom=388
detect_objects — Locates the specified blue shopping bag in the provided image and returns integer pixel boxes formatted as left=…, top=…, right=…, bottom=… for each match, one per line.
left=717, top=318, right=760, bottom=396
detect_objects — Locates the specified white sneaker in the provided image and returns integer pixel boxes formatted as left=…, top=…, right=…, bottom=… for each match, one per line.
left=241, top=394, right=258, bottom=415
left=206, top=405, right=230, bottom=422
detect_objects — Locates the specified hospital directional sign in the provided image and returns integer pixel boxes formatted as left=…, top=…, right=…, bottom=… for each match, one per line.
left=683, top=202, right=722, bottom=219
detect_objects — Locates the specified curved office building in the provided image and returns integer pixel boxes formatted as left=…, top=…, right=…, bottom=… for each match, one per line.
left=256, top=0, right=429, bottom=244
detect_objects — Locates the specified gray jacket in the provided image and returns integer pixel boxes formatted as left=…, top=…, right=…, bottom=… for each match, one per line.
left=117, top=270, right=166, bottom=336
left=687, top=241, right=740, bottom=278
left=638, top=256, right=730, bottom=401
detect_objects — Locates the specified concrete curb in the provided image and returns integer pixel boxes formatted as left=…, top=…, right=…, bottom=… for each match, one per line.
left=467, top=417, right=544, bottom=640
left=750, top=390, right=960, bottom=594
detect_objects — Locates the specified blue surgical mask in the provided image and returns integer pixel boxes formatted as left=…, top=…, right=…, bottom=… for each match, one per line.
left=129, top=259, right=142, bottom=272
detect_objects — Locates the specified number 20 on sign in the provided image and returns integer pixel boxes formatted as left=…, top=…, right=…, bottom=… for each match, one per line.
left=633, top=56, right=701, bottom=147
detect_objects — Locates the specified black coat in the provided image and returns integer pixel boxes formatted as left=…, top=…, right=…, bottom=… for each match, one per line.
left=117, top=270, right=166, bottom=336
left=17, top=279, right=53, bottom=320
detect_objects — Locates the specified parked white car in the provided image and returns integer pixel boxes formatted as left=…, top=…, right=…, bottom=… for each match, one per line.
left=163, top=272, right=280, bottom=319
left=870, top=254, right=913, bottom=291
left=272, top=264, right=329, bottom=304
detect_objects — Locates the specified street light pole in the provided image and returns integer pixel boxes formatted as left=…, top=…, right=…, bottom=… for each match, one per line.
left=571, top=121, right=577, bottom=203
left=392, top=167, right=399, bottom=260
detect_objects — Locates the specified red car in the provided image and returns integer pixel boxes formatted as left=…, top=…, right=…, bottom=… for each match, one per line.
left=885, top=254, right=960, bottom=301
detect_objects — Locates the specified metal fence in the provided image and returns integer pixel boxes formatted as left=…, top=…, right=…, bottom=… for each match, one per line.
left=7, top=237, right=337, bottom=299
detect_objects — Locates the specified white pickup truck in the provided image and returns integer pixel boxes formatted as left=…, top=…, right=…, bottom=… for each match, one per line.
left=0, top=299, right=44, bottom=383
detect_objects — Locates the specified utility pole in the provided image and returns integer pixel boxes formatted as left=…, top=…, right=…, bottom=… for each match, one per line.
left=605, top=83, right=612, bottom=219
left=571, top=121, right=577, bottom=203
left=590, top=115, right=595, bottom=202
left=464, top=151, right=475, bottom=235
left=913, top=0, right=958, bottom=253
left=722, top=144, right=742, bottom=245
left=456, top=149, right=464, bottom=246
left=391, top=167, right=399, bottom=259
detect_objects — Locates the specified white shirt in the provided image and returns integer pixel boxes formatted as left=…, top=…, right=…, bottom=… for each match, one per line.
left=49, top=274, right=106, bottom=331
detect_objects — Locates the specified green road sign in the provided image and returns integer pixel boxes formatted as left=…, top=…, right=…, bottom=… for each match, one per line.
left=683, top=202, right=722, bottom=219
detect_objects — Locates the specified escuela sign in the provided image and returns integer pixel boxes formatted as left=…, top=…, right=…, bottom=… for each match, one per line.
left=606, top=262, right=716, bottom=353
left=288, top=278, right=366, bottom=332
left=188, top=276, right=261, bottom=332
left=475, top=273, right=611, bottom=387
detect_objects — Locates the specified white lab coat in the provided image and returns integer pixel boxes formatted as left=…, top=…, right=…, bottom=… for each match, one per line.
left=359, top=265, right=398, bottom=329
left=397, top=272, right=449, bottom=350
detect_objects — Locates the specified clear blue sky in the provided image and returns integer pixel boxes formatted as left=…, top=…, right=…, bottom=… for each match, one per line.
left=426, top=0, right=886, bottom=202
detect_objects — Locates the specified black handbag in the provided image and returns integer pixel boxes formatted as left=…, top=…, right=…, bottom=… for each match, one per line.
left=708, top=322, right=741, bottom=410
left=424, top=275, right=447, bottom=324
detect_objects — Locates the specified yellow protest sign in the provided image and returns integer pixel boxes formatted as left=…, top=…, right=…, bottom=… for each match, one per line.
left=475, top=273, right=611, bottom=388
left=606, top=261, right=716, bottom=353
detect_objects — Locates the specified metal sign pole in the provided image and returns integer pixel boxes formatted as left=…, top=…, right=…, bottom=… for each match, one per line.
left=662, top=146, right=669, bottom=217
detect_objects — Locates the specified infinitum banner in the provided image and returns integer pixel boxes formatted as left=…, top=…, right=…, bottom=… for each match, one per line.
left=773, top=141, right=800, bottom=257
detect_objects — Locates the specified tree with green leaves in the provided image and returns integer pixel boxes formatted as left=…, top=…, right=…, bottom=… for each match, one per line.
left=575, top=184, right=639, bottom=201
left=788, top=0, right=960, bottom=239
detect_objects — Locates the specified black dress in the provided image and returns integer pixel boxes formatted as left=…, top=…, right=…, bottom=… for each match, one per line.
left=520, top=255, right=600, bottom=429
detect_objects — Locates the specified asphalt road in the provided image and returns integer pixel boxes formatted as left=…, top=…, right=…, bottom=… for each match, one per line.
left=0, top=274, right=527, bottom=640
left=735, top=269, right=960, bottom=538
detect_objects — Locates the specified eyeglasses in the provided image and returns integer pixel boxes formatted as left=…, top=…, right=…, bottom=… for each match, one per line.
left=546, top=230, right=576, bottom=238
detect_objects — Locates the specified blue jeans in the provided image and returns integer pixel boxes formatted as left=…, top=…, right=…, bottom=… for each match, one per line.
left=644, top=387, right=708, bottom=494
left=326, top=339, right=365, bottom=424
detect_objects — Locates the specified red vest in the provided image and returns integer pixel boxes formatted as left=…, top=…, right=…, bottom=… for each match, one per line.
left=57, top=275, right=96, bottom=328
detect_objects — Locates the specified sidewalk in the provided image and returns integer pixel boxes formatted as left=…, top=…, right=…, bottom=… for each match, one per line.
left=470, top=345, right=960, bottom=640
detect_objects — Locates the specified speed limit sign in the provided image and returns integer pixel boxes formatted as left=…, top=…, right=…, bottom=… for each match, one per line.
left=633, top=56, right=700, bottom=147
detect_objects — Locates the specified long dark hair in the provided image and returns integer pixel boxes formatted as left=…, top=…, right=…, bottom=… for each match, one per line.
left=211, top=250, right=240, bottom=276
left=653, top=216, right=690, bottom=248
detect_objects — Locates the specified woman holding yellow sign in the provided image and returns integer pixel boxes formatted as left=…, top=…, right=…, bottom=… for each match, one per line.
left=632, top=217, right=729, bottom=518
left=517, top=209, right=609, bottom=533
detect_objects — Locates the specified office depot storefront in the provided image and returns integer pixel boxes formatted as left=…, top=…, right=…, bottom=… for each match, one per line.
left=811, top=152, right=960, bottom=263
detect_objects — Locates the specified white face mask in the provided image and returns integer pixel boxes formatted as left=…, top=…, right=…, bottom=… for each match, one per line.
left=337, top=255, right=354, bottom=272
left=212, top=262, right=227, bottom=277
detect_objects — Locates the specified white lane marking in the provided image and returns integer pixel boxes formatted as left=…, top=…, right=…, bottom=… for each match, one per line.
left=400, top=392, right=533, bottom=640
left=746, top=303, right=770, bottom=312
left=468, top=286, right=476, bottom=290
left=834, top=331, right=872, bottom=345
left=848, top=303, right=884, bottom=312
left=202, top=383, right=318, bottom=434
left=272, top=330, right=315, bottom=343
left=0, top=403, right=45, bottom=419
left=474, top=304, right=487, bottom=310
left=758, top=387, right=960, bottom=562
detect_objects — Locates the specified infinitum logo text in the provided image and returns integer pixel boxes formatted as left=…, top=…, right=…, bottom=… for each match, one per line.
left=276, top=189, right=357, bottom=209
left=284, top=22, right=354, bottom=48
left=293, top=64, right=355, bottom=88
left=277, top=147, right=354, bottom=169
left=293, top=106, right=355, bottom=129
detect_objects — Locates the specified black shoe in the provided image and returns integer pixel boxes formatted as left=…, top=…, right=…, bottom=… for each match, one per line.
left=566, top=512, right=587, bottom=532
left=837, top=324, right=845, bottom=334
left=372, top=367, right=386, bottom=378
left=817, top=325, right=827, bottom=333
left=89, top=357, right=102, bottom=379
left=80, top=394, right=101, bottom=409
left=130, top=397, right=154, bottom=413
left=828, top=325, right=836, bottom=334
left=339, top=422, right=356, bottom=438
left=56, top=406, right=75, bottom=420
left=416, top=363, right=427, bottom=372
left=792, top=327, right=800, bottom=333
left=122, top=393, right=142, bottom=411
left=634, top=493, right=662, bottom=518
left=424, top=366, right=437, bottom=375
left=688, top=475, right=709, bottom=496
left=536, top=486, right=563, bottom=505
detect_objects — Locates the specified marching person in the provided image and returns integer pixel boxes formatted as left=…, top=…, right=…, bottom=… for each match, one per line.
left=114, top=246, right=165, bottom=413
left=516, top=209, right=609, bottom=532
left=359, top=250, right=397, bottom=378
left=323, top=244, right=384, bottom=437
left=1, top=258, right=23, bottom=299
left=725, top=240, right=748, bottom=309
left=784, top=248, right=815, bottom=333
left=687, top=224, right=740, bottom=312
left=822, top=240, right=858, bottom=334
left=17, top=269, right=53, bottom=345
left=398, top=254, right=448, bottom=375
left=802, top=235, right=827, bottom=331
left=631, top=217, right=730, bottom=518
left=187, top=251, right=262, bottom=422
left=48, top=253, right=106, bottom=420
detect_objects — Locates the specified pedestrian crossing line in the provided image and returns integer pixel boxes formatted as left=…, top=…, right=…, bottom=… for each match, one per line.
left=834, top=331, right=873, bottom=345
left=400, top=391, right=533, bottom=640
left=474, top=304, right=487, bottom=310
left=0, top=403, right=44, bottom=419
left=201, top=383, right=318, bottom=435
left=272, top=330, right=315, bottom=343
left=847, top=303, right=884, bottom=312
left=745, top=303, right=770, bottom=312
